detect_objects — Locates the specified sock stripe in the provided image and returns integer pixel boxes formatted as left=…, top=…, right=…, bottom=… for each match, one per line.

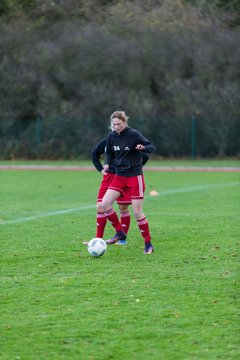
left=137, top=217, right=147, bottom=226
left=105, top=208, right=115, bottom=216
left=97, top=213, right=107, bottom=218
left=120, top=211, right=130, bottom=217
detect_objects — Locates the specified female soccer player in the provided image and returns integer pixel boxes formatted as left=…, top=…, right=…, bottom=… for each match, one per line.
left=83, top=136, right=149, bottom=245
left=102, top=111, right=156, bottom=254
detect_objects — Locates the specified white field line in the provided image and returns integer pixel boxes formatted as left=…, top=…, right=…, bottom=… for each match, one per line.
left=0, top=165, right=240, bottom=172
left=145, top=182, right=239, bottom=198
left=0, top=205, right=95, bottom=225
left=0, top=182, right=239, bottom=226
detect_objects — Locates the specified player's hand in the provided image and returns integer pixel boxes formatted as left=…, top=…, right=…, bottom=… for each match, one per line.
left=103, top=164, right=109, bottom=172
left=101, top=169, right=107, bottom=175
left=135, top=144, right=145, bottom=150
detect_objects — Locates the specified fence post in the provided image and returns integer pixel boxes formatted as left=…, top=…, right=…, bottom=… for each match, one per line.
left=35, top=117, right=42, bottom=148
left=191, top=114, right=196, bottom=159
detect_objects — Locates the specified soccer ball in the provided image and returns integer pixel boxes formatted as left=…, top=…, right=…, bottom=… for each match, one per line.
left=87, top=238, right=107, bottom=257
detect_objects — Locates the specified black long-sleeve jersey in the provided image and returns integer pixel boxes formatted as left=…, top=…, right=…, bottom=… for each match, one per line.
left=105, top=127, right=155, bottom=177
left=91, top=136, right=150, bottom=174
left=91, top=137, right=115, bottom=174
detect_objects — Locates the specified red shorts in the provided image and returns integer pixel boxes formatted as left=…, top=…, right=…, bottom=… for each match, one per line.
left=97, top=173, right=131, bottom=205
left=108, top=174, right=145, bottom=200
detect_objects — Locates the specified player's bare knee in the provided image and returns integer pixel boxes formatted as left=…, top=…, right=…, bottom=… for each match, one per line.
left=133, top=210, right=144, bottom=220
left=96, top=202, right=104, bottom=213
left=102, top=199, right=112, bottom=211
left=119, top=204, right=129, bottom=212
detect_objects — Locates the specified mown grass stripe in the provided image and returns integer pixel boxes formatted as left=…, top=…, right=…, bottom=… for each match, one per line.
left=1, top=182, right=238, bottom=226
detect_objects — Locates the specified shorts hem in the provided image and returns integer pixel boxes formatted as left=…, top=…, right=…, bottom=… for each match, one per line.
left=116, top=200, right=132, bottom=205
left=108, top=186, right=124, bottom=197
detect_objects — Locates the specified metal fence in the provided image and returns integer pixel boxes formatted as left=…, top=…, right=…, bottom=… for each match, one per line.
left=0, top=117, right=239, bottom=159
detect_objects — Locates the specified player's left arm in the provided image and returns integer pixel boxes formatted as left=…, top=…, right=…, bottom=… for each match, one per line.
left=141, top=152, right=149, bottom=166
left=135, top=133, right=156, bottom=154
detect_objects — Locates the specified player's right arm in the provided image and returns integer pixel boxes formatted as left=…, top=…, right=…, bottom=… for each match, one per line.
left=104, top=134, right=115, bottom=170
left=91, top=138, right=107, bottom=173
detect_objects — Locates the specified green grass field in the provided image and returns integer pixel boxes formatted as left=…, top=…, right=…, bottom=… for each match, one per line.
left=0, top=161, right=239, bottom=360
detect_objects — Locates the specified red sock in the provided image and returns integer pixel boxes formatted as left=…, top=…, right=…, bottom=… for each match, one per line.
left=120, top=211, right=130, bottom=234
left=105, top=208, right=123, bottom=233
left=137, top=217, right=151, bottom=243
left=96, top=212, right=107, bottom=238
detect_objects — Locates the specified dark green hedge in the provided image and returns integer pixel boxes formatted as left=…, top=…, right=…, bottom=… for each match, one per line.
left=0, top=1, right=240, bottom=158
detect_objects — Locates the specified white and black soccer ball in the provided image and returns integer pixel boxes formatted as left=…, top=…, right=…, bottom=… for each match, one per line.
left=87, top=238, right=107, bottom=257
